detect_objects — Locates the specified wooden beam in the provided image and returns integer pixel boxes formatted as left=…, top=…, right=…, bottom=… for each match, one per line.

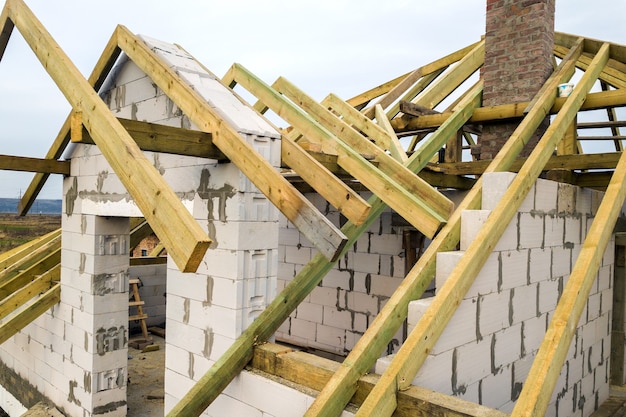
left=432, top=152, right=624, bottom=176
left=167, top=57, right=481, bottom=417
left=374, top=104, right=407, bottom=163
left=311, top=39, right=588, bottom=417
left=18, top=17, right=122, bottom=216
left=0, top=234, right=60, bottom=285
left=0, top=248, right=60, bottom=300
left=252, top=343, right=507, bottom=417
left=228, top=67, right=450, bottom=238
left=280, top=136, right=372, bottom=226
left=116, top=27, right=346, bottom=262
left=392, top=85, right=626, bottom=133
left=0, top=3, right=12, bottom=62
left=0, top=154, right=69, bottom=175
left=554, top=44, right=626, bottom=89
left=0, top=228, right=59, bottom=273
left=385, top=69, right=446, bottom=121
left=129, top=256, right=167, bottom=266
left=512, top=45, right=616, bottom=417
left=75, top=118, right=229, bottom=161
left=0, top=282, right=60, bottom=345
left=272, top=76, right=451, bottom=223
left=0, top=265, right=58, bottom=320
left=4, top=1, right=211, bottom=272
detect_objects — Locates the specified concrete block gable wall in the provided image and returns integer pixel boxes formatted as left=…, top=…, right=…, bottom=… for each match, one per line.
left=376, top=172, right=614, bottom=417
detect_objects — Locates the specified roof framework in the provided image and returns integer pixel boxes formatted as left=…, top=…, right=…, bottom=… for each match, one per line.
left=0, top=0, right=625, bottom=416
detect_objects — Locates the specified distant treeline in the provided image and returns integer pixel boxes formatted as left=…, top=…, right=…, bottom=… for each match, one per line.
left=0, top=198, right=62, bottom=214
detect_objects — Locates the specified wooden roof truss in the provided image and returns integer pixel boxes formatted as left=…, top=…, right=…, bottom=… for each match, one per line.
left=1, top=1, right=626, bottom=416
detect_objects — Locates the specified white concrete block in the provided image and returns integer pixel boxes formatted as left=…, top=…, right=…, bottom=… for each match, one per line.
left=518, top=212, right=544, bottom=250
left=535, top=178, right=558, bottom=213
left=500, top=249, right=529, bottom=290
left=296, top=302, right=323, bottom=323
left=478, top=291, right=509, bottom=337
left=310, top=286, right=338, bottom=307
left=347, top=292, right=378, bottom=315
left=432, top=298, right=477, bottom=355
left=551, top=246, right=572, bottom=279
left=455, top=337, right=492, bottom=388
left=369, top=274, right=403, bottom=298
left=167, top=272, right=210, bottom=302
left=210, top=221, right=278, bottom=251
left=284, top=245, right=312, bottom=265
left=351, top=252, right=381, bottom=274
left=492, top=324, right=522, bottom=369
left=511, top=284, right=538, bottom=325
left=369, top=233, right=403, bottom=256
left=290, top=318, right=316, bottom=340
left=435, top=251, right=463, bottom=290
left=322, top=306, right=352, bottom=329
left=481, top=172, right=516, bottom=210
left=407, top=298, right=432, bottom=328
left=557, top=182, right=578, bottom=215
left=316, top=323, right=345, bottom=348
left=480, top=365, right=512, bottom=409
left=528, top=247, right=552, bottom=283
left=471, top=251, right=500, bottom=297
left=460, top=210, right=489, bottom=251
left=586, top=292, right=601, bottom=322
left=321, top=269, right=352, bottom=291
left=538, top=277, right=560, bottom=315
left=413, top=349, right=455, bottom=393
left=544, top=215, right=565, bottom=248
left=522, top=314, right=547, bottom=354
left=564, top=216, right=582, bottom=246
left=237, top=370, right=310, bottom=417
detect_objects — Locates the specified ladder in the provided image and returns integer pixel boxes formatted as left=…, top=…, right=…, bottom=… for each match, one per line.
left=129, top=278, right=150, bottom=341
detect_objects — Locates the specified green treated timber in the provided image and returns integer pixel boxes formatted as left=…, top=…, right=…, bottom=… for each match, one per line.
left=0, top=228, right=59, bottom=271
left=385, top=68, right=446, bottom=121
left=0, top=235, right=60, bottom=285
left=304, top=39, right=585, bottom=417
left=353, top=42, right=605, bottom=417
left=0, top=283, right=60, bottom=345
left=272, top=76, right=452, bottom=222
left=0, top=248, right=60, bottom=300
left=168, top=60, right=483, bottom=417
left=0, top=265, right=59, bottom=320
left=227, top=66, right=449, bottom=237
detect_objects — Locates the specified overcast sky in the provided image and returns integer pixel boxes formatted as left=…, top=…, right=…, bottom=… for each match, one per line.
left=0, top=0, right=625, bottom=201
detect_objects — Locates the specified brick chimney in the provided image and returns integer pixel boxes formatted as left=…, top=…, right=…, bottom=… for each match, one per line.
left=478, top=0, right=555, bottom=160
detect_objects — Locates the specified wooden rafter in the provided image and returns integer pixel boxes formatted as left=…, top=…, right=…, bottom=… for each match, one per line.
left=1, top=0, right=211, bottom=272
left=351, top=40, right=603, bottom=417
left=0, top=154, right=69, bottom=174
left=115, top=26, right=348, bottom=261
left=224, top=65, right=452, bottom=238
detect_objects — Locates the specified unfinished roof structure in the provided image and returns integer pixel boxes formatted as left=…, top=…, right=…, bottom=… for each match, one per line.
left=2, top=0, right=626, bottom=416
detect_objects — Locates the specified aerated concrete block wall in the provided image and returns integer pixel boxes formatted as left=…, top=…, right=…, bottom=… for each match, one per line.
left=276, top=192, right=409, bottom=357
left=376, top=172, right=618, bottom=417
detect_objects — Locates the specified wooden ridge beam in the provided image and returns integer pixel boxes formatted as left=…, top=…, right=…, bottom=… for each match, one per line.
left=0, top=282, right=60, bottom=345
left=75, top=118, right=228, bottom=161
left=270, top=75, right=451, bottom=235
left=4, top=0, right=211, bottom=272
left=392, top=87, right=626, bottom=133
left=512, top=45, right=619, bottom=417
left=323, top=39, right=588, bottom=417
left=252, top=343, right=507, bottom=417
left=116, top=27, right=347, bottom=262
left=226, top=66, right=449, bottom=238
left=0, top=154, right=69, bottom=174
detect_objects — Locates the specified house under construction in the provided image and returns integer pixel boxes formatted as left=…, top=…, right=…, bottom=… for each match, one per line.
left=1, top=0, right=626, bottom=416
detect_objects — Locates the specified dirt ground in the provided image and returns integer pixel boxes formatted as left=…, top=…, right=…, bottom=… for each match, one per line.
left=127, top=334, right=166, bottom=417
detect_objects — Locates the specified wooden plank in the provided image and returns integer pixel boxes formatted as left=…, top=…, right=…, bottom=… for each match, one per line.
left=322, top=93, right=391, bottom=151
left=349, top=41, right=480, bottom=112
left=0, top=4, right=13, bottom=62
left=229, top=67, right=449, bottom=238
left=392, top=86, right=626, bottom=134
left=305, top=40, right=587, bottom=417
left=129, top=256, right=167, bottom=266
left=0, top=283, right=60, bottom=345
left=410, top=40, right=484, bottom=110
left=116, top=27, right=346, bottom=262
left=0, top=265, right=58, bottom=320
left=76, top=118, right=228, bottom=161
left=272, top=76, right=451, bottom=219
left=281, top=136, right=371, bottom=226
left=0, top=228, right=59, bottom=271
left=511, top=45, right=615, bottom=417
left=374, top=104, right=407, bottom=163
left=554, top=43, right=626, bottom=89
left=385, top=69, right=446, bottom=121
left=6, top=1, right=211, bottom=272
left=0, top=235, right=60, bottom=285
left=601, top=81, right=624, bottom=152
left=0, top=248, right=60, bottom=300
left=18, top=18, right=122, bottom=216
left=0, top=154, right=69, bottom=175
